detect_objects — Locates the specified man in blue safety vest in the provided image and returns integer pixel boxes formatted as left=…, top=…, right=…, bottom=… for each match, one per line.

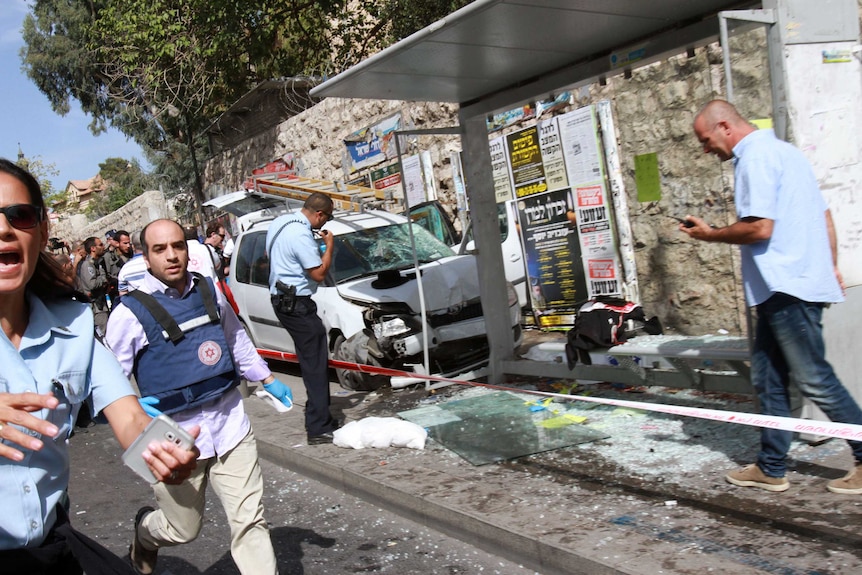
left=105, top=219, right=293, bottom=574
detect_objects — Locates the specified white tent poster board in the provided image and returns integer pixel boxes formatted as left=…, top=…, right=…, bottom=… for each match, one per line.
left=558, top=106, right=604, bottom=186
left=402, top=153, right=425, bottom=206
left=489, top=135, right=515, bottom=203
left=784, top=41, right=862, bottom=399
left=505, top=103, right=629, bottom=326
left=538, top=116, right=569, bottom=192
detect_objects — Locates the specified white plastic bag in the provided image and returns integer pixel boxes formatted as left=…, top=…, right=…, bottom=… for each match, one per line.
left=332, top=417, right=427, bottom=450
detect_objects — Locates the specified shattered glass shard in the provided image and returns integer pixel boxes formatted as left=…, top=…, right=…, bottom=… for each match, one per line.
left=398, top=391, right=609, bottom=465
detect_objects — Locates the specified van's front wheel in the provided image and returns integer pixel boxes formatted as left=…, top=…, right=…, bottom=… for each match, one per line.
left=332, top=332, right=388, bottom=391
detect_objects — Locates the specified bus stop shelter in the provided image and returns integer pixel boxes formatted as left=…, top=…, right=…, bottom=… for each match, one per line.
left=311, top=0, right=862, bottom=388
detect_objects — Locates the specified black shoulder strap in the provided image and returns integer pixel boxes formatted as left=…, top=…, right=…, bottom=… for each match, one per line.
left=266, top=219, right=305, bottom=255
left=126, top=290, right=184, bottom=343
left=191, top=272, right=220, bottom=323
left=125, top=274, right=220, bottom=343
left=205, top=243, right=219, bottom=268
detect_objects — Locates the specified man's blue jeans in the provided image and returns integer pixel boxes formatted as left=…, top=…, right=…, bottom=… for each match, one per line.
left=753, top=293, right=862, bottom=477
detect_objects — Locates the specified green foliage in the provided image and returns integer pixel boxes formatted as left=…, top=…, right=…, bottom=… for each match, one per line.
left=21, top=1, right=128, bottom=136
left=17, top=155, right=61, bottom=201
left=379, top=0, right=471, bottom=49
left=20, top=0, right=472, bottom=208
left=85, top=158, right=149, bottom=218
left=142, top=132, right=209, bottom=198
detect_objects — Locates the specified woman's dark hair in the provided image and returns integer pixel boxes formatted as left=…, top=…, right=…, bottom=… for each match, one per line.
left=0, top=158, right=75, bottom=299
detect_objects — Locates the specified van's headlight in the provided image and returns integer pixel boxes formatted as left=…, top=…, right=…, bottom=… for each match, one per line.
left=506, top=282, right=518, bottom=307
left=373, top=316, right=411, bottom=338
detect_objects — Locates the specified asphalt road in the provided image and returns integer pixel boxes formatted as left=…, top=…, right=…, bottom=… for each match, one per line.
left=67, top=421, right=538, bottom=575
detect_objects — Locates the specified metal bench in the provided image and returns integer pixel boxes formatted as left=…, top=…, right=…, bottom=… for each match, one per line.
left=606, top=334, right=751, bottom=392
left=502, top=333, right=754, bottom=395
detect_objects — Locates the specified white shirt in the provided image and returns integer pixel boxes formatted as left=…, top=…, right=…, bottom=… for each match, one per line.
left=187, top=240, right=219, bottom=284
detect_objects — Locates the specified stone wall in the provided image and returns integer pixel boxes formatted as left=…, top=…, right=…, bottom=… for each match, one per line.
left=593, top=33, right=772, bottom=336
left=49, top=190, right=175, bottom=245
left=198, top=25, right=826, bottom=336
left=203, top=99, right=464, bottom=223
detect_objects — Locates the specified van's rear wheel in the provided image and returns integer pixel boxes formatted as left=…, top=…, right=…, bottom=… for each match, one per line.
left=332, top=333, right=388, bottom=391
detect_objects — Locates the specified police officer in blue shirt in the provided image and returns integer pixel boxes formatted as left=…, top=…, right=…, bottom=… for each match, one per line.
left=267, top=192, right=340, bottom=444
left=0, top=159, right=199, bottom=574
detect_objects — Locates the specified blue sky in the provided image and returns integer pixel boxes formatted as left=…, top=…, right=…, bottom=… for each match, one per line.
left=0, top=1, right=148, bottom=193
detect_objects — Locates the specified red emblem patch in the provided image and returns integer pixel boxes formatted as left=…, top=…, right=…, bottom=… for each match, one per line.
left=198, top=340, right=222, bottom=366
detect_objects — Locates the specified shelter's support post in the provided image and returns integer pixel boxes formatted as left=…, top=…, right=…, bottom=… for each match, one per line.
left=459, top=110, right=515, bottom=384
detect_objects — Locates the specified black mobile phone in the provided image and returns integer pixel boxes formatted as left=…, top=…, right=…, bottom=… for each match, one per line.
left=670, top=216, right=695, bottom=228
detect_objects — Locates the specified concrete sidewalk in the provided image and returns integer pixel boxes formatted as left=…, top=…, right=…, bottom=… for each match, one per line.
left=247, top=364, right=862, bottom=575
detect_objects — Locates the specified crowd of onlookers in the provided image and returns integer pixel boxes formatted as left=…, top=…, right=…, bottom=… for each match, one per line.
left=48, top=229, right=139, bottom=336
left=47, top=224, right=233, bottom=330
left=45, top=224, right=234, bottom=431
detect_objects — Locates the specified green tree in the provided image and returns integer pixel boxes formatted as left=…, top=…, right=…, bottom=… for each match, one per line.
left=365, top=0, right=471, bottom=57
left=21, top=0, right=339, bottom=221
left=85, top=158, right=149, bottom=218
left=22, top=157, right=61, bottom=201
left=14, top=152, right=62, bottom=205
left=20, top=1, right=470, bottom=216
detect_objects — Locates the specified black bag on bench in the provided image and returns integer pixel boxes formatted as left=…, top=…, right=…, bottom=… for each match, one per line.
left=564, top=297, right=662, bottom=369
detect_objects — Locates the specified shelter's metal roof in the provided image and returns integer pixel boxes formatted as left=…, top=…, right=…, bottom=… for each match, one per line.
left=312, top=0, right=756, bottom=113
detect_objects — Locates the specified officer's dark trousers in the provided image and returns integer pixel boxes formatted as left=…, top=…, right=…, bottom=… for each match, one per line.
left=272, top=297, right=336, bottom=435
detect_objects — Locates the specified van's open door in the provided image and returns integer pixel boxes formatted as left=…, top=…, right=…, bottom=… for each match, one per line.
left=408, top=200, right=461, bottom=247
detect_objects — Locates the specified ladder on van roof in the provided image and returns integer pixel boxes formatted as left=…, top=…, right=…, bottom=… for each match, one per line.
left=249, top=171, right=382, bottom=213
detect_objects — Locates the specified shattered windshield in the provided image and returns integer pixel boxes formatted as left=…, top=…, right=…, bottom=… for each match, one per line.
left=328, top=223, right=456, bottom=283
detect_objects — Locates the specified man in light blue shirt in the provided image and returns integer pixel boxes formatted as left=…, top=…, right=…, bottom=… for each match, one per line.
left=683, top=99, right=862, bottom=494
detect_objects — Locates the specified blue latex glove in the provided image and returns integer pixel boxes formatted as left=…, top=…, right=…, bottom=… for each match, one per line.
left=263, top=379, right=294, bottom=409
left=139, top=396, right=163, bottom=418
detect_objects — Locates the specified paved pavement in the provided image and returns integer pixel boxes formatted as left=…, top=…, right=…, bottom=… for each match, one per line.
left=254, top=357, right=862, bottom=575
left=68, top=421, right=538, bottom=575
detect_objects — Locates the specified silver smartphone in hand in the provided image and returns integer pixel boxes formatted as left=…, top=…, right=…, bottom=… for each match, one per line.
left=122, top=414, right=194, bottom=484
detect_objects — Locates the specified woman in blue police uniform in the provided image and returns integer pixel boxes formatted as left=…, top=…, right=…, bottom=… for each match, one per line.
left=0, top=159, right=199, bottom=574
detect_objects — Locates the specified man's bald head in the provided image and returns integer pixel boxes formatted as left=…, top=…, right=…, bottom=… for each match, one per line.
left=693, top=100, right=756, bottom=161
left=695, top=100, right=748, bottom=128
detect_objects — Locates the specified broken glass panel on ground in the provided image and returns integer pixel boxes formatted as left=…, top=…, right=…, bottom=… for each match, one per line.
left=398, top=390, right=609, bottom=465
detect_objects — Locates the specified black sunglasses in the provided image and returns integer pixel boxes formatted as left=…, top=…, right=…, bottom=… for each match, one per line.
left=319, top=210, right=334, bottom=222
left=0, top=204, right=42, bottom=230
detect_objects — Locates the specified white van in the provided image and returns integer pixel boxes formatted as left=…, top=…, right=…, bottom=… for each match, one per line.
left=203, top=190, right=297, bottom=233
left=218, top=190, right=522, bottom=391
left=458, top=200, right=529, bottom=309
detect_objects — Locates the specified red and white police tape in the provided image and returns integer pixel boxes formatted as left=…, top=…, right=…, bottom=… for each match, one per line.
left=256, top=348, right=862, bottom=442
